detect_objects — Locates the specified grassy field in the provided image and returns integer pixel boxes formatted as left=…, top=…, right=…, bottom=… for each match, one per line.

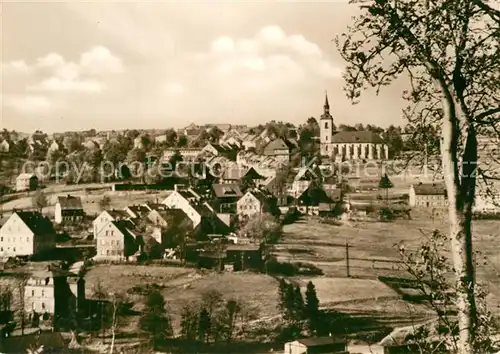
left=84, top=264, right=281, bottom=333
left=281, top=216, right=500, bottom=314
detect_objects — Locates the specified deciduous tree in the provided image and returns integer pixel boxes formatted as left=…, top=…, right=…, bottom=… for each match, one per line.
left=336, top=1, right=500, bottom=351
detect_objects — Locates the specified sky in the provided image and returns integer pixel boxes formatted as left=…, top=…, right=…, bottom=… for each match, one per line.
left=1, top=1, right=409, bottom=134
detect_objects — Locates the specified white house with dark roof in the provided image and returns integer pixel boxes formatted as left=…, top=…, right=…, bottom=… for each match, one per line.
left=161, top=186, right=207, bottom=227
left=0, top=211, right=56, bottom=257
left=54, top=194, right=85, bottom=224
left=93, top=209, right=134, bottom=239
left=95, top=219, right=141, bottom=260
left=319, top=93, right=389, bottom=160
left=16, top=173, right=38, bottom=192
left=409, top=182, right=448, bottom=208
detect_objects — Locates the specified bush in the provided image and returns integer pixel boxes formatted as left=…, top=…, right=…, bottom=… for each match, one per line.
left=127, top=283, right=165, bottom=296
left=379, top=207, right=395, bottom=222
left=265, top=258, right=323, bottom=276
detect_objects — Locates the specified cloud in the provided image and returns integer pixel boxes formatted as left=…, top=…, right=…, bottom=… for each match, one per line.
left=3, top=60, right=34, bottom=75
left=201, top=25, right=342, bottom=92
left=29, top=77, right=104, bottom=93
left=3, top=95, right=53, bottom=114
left=5, top=46, right=124, bottom=95
left=80, top=46, right=124, bottom=74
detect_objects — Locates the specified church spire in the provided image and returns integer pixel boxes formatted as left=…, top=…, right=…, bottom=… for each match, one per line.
left=323, top=90, right=330, bottom=115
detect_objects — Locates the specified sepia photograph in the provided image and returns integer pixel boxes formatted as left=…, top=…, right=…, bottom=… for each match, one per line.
left=0, top=0, right=499, bottom=353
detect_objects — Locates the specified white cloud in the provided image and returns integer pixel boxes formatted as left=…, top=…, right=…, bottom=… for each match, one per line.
left=211, top=36, right=235, bottom=54
left=80, top=46, right=124, bottom=74
left=203, top=25, right=342, bottom=92
left=36, top=53, right=66, bottom=68
left=29, top=77, right=104, bottom=93
left=5, top=46, right=124, bottom=95
left=3, top=60, right=33, bottom=75
left=3, top=95, right=53, bottom=114
left=163, top=82, right=184, bottom=95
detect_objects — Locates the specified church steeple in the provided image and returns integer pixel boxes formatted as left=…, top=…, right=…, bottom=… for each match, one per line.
left=321, top=90, right=332, bottom=120
left=324, top=91, right=330, bottom=114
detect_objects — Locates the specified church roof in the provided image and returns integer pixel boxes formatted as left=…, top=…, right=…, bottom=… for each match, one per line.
left=331, top=131, right=384, bottom=144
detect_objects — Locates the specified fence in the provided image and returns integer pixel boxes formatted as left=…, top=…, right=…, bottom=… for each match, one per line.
left=111, top=183, right=174, bottom=191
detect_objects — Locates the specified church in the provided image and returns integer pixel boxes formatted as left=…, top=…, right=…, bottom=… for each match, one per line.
left=319, top=93, right=389, bottom=161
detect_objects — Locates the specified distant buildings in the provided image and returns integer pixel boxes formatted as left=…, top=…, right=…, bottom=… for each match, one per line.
left=16, top=173, right=38, bottom=192
left=0, top=211, right=56, bottom=257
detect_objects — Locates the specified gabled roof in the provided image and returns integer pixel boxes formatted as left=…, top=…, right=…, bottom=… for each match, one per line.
left=296, top=336, right=346, bottom=347
left=243, top=189, right=272, bottom=205
left=111, top=219, right=141, bottom=239
left=413, top=182, right=446, bottom=195
left=126, top=204, right=150, bottom=217
left=212, top=183, right=243, bottom=198
left=263, top=139, right=290, bottom=154
left=16, top=173, right=37, bottom=180
left=331, top=131, right=384, bottom=144
left=105, top=209, right=131, bottom=220
left=13, top=211, right=56, bottom=235
left=56, top=195, right=83, bottom=210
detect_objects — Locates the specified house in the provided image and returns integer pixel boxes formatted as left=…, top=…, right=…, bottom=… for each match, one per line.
left=162, top=147, right=203, bottom=163
left=54, top=195, right=85, bottom=224
left=284, top=337, right=348, bottom=354
left=225, top=244, right=262, bottom=271
left=24, top=266, right=85, bottom=321
left=95, top=219, right=142, bottom=260
left=237, top=190, right=276, bottom=219
left=212, top=183, right=243, bottom=213
left=147, top=208, right=193, bottom=246
left=192, top=211, right=232, bottom=240
left=263, top=138, right=290, bottom=164
left=0, top=211, right=56, bottom=257
left=221, top=166, right=265, bottom=186
left=147, top=206, right=190, bottom=228
left=408, top=182, right=447, bottom=208
left=92, top=209, right=133, bottom=239
left=259, top=175, right=287, bottom=206
left=125, top=204, right=151, bottom=219
left=16, top=173, right=38, bottom=192
left=473, top=193, right=500, bottom=214
left=202, top=143, right=236, bottom=159
left=161, top=186, right=205, bottom=227
left=0, top=139, right=10, bottom=153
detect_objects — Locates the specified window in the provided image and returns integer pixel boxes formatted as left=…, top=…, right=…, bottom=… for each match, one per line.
left=42, top=303, right=45, bottom=310
left=41, top=290, right=44, bottom=297
left=13, top=247, right=15, bottom=252
left=26, top=237, right=29, bottom=242
left=325, top=122, right=328, bottom=129
left=0, top=237, right=2, bottom=242
left=106, top=231, right=109, bottom=236
left=32, top=290, right=35, bottom=296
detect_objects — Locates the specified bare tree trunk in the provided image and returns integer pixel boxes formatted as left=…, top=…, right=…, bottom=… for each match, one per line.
left=440, top=96, right=476, bottom=354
